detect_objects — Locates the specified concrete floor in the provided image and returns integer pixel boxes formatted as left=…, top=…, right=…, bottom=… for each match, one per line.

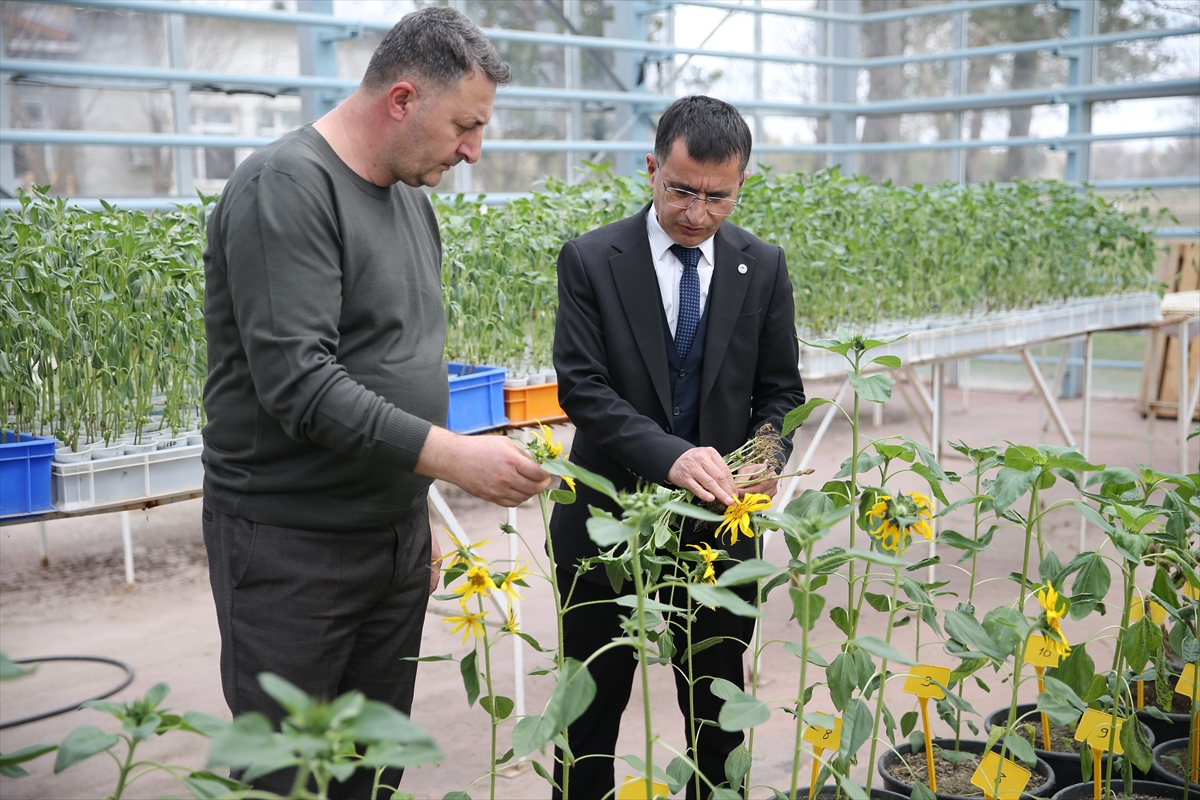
left=1, top=377, right=1195, bottom=799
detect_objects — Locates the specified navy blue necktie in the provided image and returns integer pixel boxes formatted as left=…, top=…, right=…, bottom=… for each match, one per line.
left=670, top=243, right=702, bottom=361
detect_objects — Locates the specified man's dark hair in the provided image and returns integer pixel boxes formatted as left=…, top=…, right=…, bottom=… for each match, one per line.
left=654, top=95, right=752, bottom=173
left=362, top=6, right=512, bottom=92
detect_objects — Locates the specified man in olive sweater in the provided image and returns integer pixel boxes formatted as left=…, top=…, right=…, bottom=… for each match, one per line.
left=201, top=8, right=549, bottom=797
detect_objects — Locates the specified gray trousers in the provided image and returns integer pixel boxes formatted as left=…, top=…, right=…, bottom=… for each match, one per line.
left=203, top=501, right=432, bottom=798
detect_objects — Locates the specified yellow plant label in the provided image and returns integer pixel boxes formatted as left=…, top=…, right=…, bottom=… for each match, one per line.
left=1023, top=634, right=1063, bottom=668
left=970, top=751, right=1031, bottom=800
left=1184, top=582, right=1200, bottom=602
left=803, top=715, right=844, bottom=751
left=1128, top=598, right=1168, bottom=625
left=1074, top=709, right=1118, bottom=743
left=1077, top=712, right=1124, bottom=755
left=1176, top=663, right=1199, bottom=702
left=903, top=665, right=951, bottom=700
left=617, top=778, right=670, bottom=800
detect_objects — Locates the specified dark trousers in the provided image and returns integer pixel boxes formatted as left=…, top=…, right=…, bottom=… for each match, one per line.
left=552, top=567, right=757, bottom=800
left=203, top=502, right=432, bottom=799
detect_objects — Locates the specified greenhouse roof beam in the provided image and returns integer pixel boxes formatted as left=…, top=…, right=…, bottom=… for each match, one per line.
left=4, top=59, right=1197, bottom=118
left=34, top=0, right=1200, bottom=72
left=677, top=0, right=1039, bottom=24
left=6, top=127, right=1193, bottom=155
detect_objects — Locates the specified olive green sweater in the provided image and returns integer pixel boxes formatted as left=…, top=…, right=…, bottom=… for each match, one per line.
left=202, top=125, right=447, bottom=530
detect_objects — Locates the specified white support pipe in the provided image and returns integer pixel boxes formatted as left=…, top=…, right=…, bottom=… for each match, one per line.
left=1020, top=348, right=1076, bottom=446
left=961, top=358, right=970, bottom=413
left=1179, top=319, right=1191, bottom=474
left=929, top=362, right=944, bottom=584
left=1079, top=333, right=1093, bottom=552
left=37, top=520, right=49, bottom=568
left=902, top=367, right=935, bottom=416
left=508, top=505, right=525, bottom=719
left=121, top=511, right=135, bottom=589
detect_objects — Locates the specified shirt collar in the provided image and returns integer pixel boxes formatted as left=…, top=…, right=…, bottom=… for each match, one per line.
left=646, top=205, right=717, bottom=267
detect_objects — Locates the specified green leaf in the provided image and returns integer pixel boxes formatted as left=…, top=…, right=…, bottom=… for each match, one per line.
left=790, top=586, right=827, bottom=631
left=143, top=681, right=170, bottom=710
left=783, top=641, right=828, bottom=667
left=686, top=584, right=763, bottom=618
left=0, top=743, right=57, bottom=770
left=257, top=673, right=311, bottom=718
left=837, top=697, right=873, bottom=763
left=937, top=530, right=992, bottom=555
left=666, top=755, right=695, bottom=794
left=522, top=659, right=596, bottom=753
left=851, top=635, right=916, bottom=666
left=901, top=710, right=919, bottom=737
left=205, top=713, right=296, bottom=779
left=717, top=558, right=777, bottom=587
left=944, top=609, right=1009, bottom=662
left=1005, top=734, right=1037, bottom=768
left=724, top=745, right=752, bottom=788
left=990, top=466, right=1040, bottom=516
left=479, top=695, right=515, bottom=721
left=587, top=515, right=634, bottom=547
left=1122, top=616, right=1162, bottom=674
left=872, top=355, right=903, bottom=368
left=663, top=500, right=725, bottom=522
left=180, top=771, right=248, bottom=799
left=1119, top=713, right=1153, bottom=773
left=830, top=606, right=858, bottom=637
left=783, top=398, right=836, bottom=436
left=53, top=726, right=120, bottom=773
left=1036, top=676, right=1085, bottom=727
left=0, top=654, right=32, bottom=680
left=548, top=488, right=576, bottom=504
left=710, top=677, right=770, bottom=731
left=542, top=458, right=618, bottom=500
left=460, top=649, right=480, bottom=707
left=827, top=653, right=857, bottom=712
left=614, top=594, right=686, bottom=614
left=911, top=782, right=937, bottom=800
left=847, top=371, right=895, bottom=403
left=354, top=700, right=437, bottom=745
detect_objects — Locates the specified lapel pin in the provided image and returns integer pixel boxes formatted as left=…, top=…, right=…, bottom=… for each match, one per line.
left=737, top=264, right=748, bottom=274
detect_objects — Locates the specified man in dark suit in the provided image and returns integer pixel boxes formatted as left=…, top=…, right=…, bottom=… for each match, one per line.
left=549, top=95, right=806, bottom=799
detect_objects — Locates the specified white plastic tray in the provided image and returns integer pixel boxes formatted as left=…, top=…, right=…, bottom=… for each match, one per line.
left=798, top=292, right=1163, bottom=379
left=51, top=444, right=204, bottom=512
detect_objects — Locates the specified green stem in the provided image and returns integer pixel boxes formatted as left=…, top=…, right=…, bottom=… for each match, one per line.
left=1102, top=567, right=1136, bottom=796
left=848, top=385, right=861, bottom=627
left=482, top=600, right=497, bottom=800
left=865, top=566, right=904, bottom=793
left=789, top=537, right=816, bottom=800
left=999, top=487, right=1040, bottom=780
left=629, top=536, right=655, bottom=798
left=687, top=590, right=701, bottom=800
left=539, top=491, right=570, bottom=800
left=745, top=533, right=764, bottom=796
left=110, top=738, right=137, bottom=800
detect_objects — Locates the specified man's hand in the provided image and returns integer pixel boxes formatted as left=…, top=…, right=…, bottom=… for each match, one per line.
left=736, top=462, right=779, bottom=499
left=428, top=514, right=442, bottom=596
left=667, top=447, right=736, bottom=506
left=416, top=427, right=551, bottom=507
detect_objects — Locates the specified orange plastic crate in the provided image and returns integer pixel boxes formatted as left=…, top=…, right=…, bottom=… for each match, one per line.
left=503, top=382, right=568, bottom=427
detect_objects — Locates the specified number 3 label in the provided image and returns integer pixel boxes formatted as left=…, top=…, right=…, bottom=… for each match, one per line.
left=904, top=665, right=951, bottom=700
left=971, top=751, right=1031, bottom=800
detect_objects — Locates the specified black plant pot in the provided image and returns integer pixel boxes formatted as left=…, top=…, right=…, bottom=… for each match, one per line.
left=1149, top=738, right=1200, bottom=791
left=877, top=738, right=1056, bottom=800
left=1050, top=780, right=1190, bottom=800
left=1131, top=674, right=1192, bottom=746
left=796, top=787, right=910, bottom=800
left=984, top=704, right=1156, bottom=788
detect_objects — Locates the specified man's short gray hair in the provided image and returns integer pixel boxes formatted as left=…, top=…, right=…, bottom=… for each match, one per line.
left=363, top=6, right=512, bottom=92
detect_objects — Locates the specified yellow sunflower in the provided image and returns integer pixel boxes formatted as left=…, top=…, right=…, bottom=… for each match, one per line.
left=445, top=606, right=487, bottom=644
left=434, top=528, right=490, bottom=570
left=688, top=542, right=718, bottom=584
left=498, top=562, right=530, bottom=603
left=866, top=491, right=934, bottom=555
left=525, top=420, right=565, bottom=463
left=1036, top=582, right=1071, bottom=659
left=452, top=564, right=498, bottom=604
left=502, top=605, right=520, bottom=634
left=714, top=493, right=772, bottom=546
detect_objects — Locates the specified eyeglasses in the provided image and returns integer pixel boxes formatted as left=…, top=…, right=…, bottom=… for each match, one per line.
left=662, top=185, right=741, bottom=217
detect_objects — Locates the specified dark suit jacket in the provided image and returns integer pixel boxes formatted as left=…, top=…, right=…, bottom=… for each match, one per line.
left=549, top=204, right=806, bottom=575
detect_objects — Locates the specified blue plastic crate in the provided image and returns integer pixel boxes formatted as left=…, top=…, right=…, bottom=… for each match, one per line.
left=1, top=431, right=56, bottom=520
left=447, top=364, right=508, bottom=434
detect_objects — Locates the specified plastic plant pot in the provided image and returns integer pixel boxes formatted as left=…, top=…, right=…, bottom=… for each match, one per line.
left=1149, top=738, right=1199, bottom=791
left=877, top=738, right=1056, bottom=800
left=984, top=703, right=1156, bottom=787
left=1049, top=780, right=1189, bottom=800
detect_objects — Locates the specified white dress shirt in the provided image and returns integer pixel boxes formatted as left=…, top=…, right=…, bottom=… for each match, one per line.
left=646, top=209, right=716, bottom=337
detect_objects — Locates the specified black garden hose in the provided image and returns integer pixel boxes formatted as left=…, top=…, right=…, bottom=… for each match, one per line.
left=0, top=655, right=135, bottom=729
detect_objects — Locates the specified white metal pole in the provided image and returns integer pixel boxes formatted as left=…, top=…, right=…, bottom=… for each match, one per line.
left=961, top=358, right=969, bottom=413
left=37, top=520, right=49, bottom=568
left=1079, top=332, right=1093, bottom=552
left=508, top=504, right=525, bottom=719
left=1179, top=319, right=1190, bottom=474
left=121, top=510, right=135, bottom=589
